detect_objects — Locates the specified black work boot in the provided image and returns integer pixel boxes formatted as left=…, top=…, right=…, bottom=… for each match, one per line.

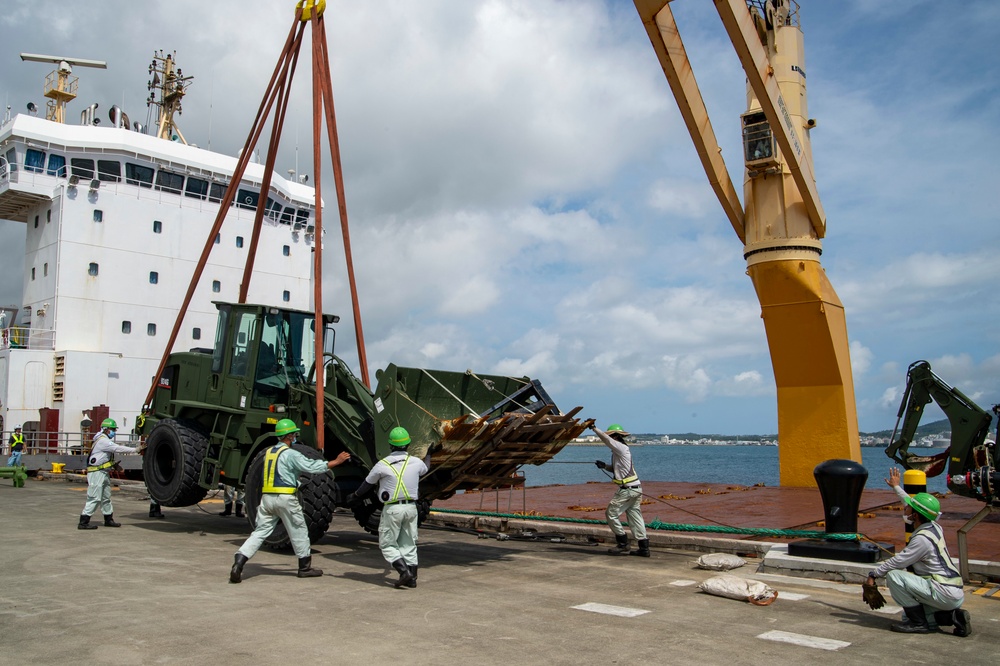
left=149, top=502, right=165, bottom=519
left=891, top=605, right=930, bottom=633
left=630, top=538, right=651, bottom=557
left=103, top=513, right=121, bottom=527
left=952, top=609, right=972, bottom=637
left=933, top=610, right=955, bottom=628
left=405, top=564, right=418, bottom=588
left=392, top=558, right=414, bottom=588
left=218, top=503, right=233, bottom=517
left=607, top=533, right=630, bottom=555
left=78, top=514, right=98, bottom=530
left=230, top=553, right=249, bottom=583
left=235, top=503, right=245, bottom=518
left=297, top=556, right=323, bottom=578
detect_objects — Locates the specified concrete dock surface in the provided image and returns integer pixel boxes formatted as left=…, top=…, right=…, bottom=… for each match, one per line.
left=2, top=478, right=998, bottom=665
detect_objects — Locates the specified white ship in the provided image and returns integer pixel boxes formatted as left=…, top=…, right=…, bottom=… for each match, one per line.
left=0, top=52, right=318, bottom=464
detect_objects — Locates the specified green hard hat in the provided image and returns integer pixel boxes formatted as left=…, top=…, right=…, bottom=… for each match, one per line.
left=607, top=423, right=630, bottom=436
left=905, top=492, right=940, bottom=521
left=389, top=426, right=411, bottom=447
left=101, top=418, right=118, bottom=429
left=275, top=418, right=300, bottom=437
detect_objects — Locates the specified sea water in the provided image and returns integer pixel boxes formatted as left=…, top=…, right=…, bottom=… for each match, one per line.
left=523, top=445, right=948, bottom=493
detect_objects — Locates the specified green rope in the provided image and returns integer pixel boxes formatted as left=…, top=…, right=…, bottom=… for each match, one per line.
left=429, top=507, right=860, bottom=541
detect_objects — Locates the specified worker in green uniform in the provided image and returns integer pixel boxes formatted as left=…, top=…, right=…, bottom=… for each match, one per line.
left=229, top=419, right=350, bottom=583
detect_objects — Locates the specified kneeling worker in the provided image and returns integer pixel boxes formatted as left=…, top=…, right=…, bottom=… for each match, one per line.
left=866, top=468, right=971, bottom=636
left=346, top=426, right=430, bottom=588
left=229, top=419, right=350, bottom=583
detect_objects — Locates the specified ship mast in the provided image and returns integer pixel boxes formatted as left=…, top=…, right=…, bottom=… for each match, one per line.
left=147, top=50, right=192, bottom=143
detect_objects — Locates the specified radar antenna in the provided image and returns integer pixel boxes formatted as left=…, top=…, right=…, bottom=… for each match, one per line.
left=19, top=53, right=107, bottom=124
left=147, top=50, right=193, bottom=144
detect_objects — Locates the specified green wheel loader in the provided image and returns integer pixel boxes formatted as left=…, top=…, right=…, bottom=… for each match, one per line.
left=139, top=301, right=588, bottom=548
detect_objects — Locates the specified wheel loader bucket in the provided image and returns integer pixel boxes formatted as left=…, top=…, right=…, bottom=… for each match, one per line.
left=371, top=364, right=588, bottom=501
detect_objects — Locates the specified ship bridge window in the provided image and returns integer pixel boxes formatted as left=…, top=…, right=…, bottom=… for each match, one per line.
left=4, top=148, right=16, bottom=172
left=265, top=197, right=283, bottom=222
left=185, top=177, right=208, bottom=200
left=236, top=188, right=259, bottom=211
left=26, top=149, right=46, bottom=173
left=295, top=209, right=310, bottom=226
left=280, top=206, right=294, bottom=225
left=47, top=154, right=66, bottom=177
left=97, top=160, right=121, bottom=183
left=209, top=181, right=230, bottom=204
left=155, top=170, right=184, bottom=194
left=125, top=163, right=154, bottom=188
left=71, top=158, right=95, bottom=179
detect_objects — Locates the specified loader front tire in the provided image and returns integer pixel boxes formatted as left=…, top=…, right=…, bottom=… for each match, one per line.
left=142, top=419, right=210, bottom=507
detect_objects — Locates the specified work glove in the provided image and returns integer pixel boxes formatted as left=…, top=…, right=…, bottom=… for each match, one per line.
left=594, top=460, right=607, bottom=470
left=344, top=493, right=360, bottom=506
left=861, top=580, right=886, bottom=610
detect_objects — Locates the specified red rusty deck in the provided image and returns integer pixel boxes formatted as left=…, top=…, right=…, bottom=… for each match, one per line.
left=435, top=481, right=1000, bottom=562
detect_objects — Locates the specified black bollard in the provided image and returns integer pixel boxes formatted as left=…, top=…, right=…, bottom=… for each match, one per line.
left=787, top=459, right=894, bottom=563
left=816, top=459, right=867, bottom=534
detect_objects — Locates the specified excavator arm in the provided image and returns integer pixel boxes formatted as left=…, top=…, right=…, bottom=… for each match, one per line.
left=886, top=360, right=998, bottom=504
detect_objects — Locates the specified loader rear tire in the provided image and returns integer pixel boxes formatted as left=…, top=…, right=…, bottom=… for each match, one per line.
left=244, top=443, right=336, bottom=551
left=352, top=498, right=432, bottom=535
left=142, top=419, right=210, bottom=507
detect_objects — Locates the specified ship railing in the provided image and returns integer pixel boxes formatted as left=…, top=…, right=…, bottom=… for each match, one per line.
left=1, top=326, right=55, bottom=350
left=1, top=430, right=144, bottom=457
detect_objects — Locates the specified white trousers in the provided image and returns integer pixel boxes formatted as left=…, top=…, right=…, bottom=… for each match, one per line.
left=83, top=470, right=113, bottom=516
left=606, top=486, right=647, bottom=540
left=379, top=503, right=419, bottom=566
left=238, top=493, right=312, bottom=559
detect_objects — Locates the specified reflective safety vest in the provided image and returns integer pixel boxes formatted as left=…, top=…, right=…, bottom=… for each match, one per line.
left=917, top=523, right=964, bottom=587
left=262, top=445, right=296, bottom=494
left=613, top=460, right=639, bottom=486
left=383, top=455, right=412, bottom=504
left=11, top=433, right=24, bottom=451
left=87, top=460, right=116, bottom=473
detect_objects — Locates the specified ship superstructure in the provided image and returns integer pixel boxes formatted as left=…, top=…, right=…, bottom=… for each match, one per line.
left=0, top=54, right=319, bottom=446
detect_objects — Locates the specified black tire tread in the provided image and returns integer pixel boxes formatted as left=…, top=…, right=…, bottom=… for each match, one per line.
left=142, top=419, right=209, bottom=507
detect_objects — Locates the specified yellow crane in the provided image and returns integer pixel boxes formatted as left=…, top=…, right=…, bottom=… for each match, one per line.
left=634, top=0, right=860, bottom=485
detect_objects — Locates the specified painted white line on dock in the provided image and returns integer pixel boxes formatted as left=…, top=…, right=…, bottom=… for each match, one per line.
left=777, top=592, right=809, bottom=601
left=669, top=579, right=698, bottom=587
left=571, top=602, right=650, bottom=618
left=757, top=630, right=850, bottom=651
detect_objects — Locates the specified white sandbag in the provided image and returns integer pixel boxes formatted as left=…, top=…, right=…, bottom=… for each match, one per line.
left=698, top=575, right=777, bottom=606
left=696, top=553, right=746, bottom=571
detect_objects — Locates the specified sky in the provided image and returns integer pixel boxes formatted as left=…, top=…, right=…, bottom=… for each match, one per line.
left=1, top=0, right=998, bottom=436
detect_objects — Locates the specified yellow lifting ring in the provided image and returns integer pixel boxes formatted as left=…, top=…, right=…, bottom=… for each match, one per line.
left=298, top=0, right=326, bottom=21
